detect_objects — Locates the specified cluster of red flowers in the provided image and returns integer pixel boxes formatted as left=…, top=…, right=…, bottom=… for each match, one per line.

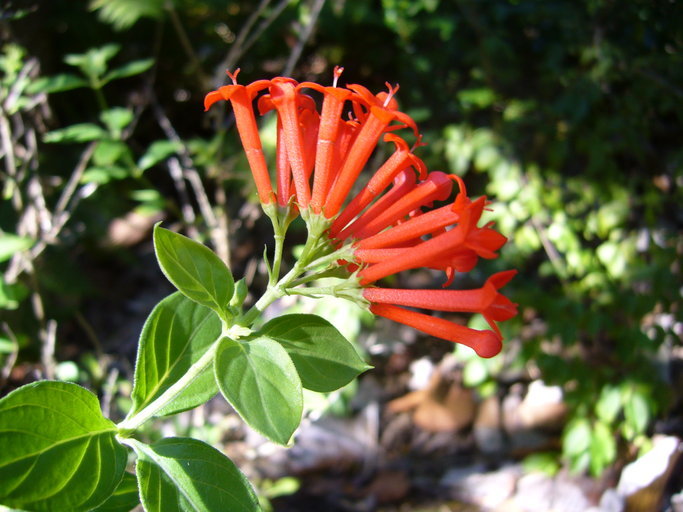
left=205, top=67, right=517, bottom=358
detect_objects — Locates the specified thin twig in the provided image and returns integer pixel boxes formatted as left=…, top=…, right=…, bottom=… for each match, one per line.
left=52, top=142, right=96, bottom=223
left=40, top=318, right=57, bottom=381
left=0, top=113, right=19, bottom=208
left=167, top=157, right=200, bottom=240
left=283, top=0, right=327, bottom=76
left=151, top=95, right=230, bottom=263
left=101, top=366, right=119, bottom=418
left=185, top=166, right=231, bottom=265
left=218, top=0, right=273, bottom=82
left=213, top=182, right=231, bottom=268
left=5, top=143, right=97, bottom=283
left=165, top=1, right=210, bottom=85
left=241, top=0, right=292, bottom=63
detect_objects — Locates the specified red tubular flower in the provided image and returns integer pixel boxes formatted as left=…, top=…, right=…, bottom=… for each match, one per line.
left=369, top=304, right=504, bottom=358
left=267, top=78, right=316, bottom=208
left=338, top=171, right=454, bottom=241
left=299, top=66, right=356, bottom=214
left=363, top=270, right=516, bottom=359
left=356, top=196, right=486, bottom=284
left=204, top=69, right=274, bottom=204
left=363, top=270, right=518, bottom=330
left=330, top=133, right=426, bottom=238
left=324, top=83, right=419, bottom=218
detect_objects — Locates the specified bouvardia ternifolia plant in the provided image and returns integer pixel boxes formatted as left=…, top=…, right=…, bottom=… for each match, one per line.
left=0, top=67, right=517, bottom=512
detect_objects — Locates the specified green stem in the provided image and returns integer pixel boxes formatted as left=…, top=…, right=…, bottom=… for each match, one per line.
left=302, top=244, right=356, bottom=272
left=238, top=212, right=331, bottom=326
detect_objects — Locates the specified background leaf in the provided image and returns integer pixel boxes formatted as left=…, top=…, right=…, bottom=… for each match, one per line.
left=130, top=437, right=259, bottom=512
left=153, top=224, right=234, bottom=319
left=64, top=43, right=119, bottom=80
left=260, top=314, right=370, bottom=392
left=89, top=0, right=165, bottom=31
left=0, top=233, right=33, bottom=262
left=26, top=73, right=88, bottom=94
left=0, top=381, right=127, bottom=511
left=129, top=292, right=221, bottom=419
left=138, top=140, right=182, bottom=171
left=214, top=336, right=303, bottom=445
left=103, top=58, right=154, bottom=84
left=100, top=107, right=134, bottom=138
left=43, top=123, right=107, bottom=143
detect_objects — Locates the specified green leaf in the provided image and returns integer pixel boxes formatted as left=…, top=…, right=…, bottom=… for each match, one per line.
left=103, top=58, right=154, bottom=85
left=457, top=87, right=497, bottom=109
left=0, top=337, right=18, bottom=353
left=93, top=139, right=130, bottom=166
left=90, top=0, right=165, bottom=31
left=138, top=140, right=182, bottom=171
left=522, top=452, right=560, bottom=476
left=462, top=358, right=489, bottom=388
left=153, top=225, right=234, bottom=319
left=44, top=123, right=107, bottom=143
left=26, top=73, right=88, bottom=94
left=259, top=314, right=370, bottom=392
left=589, top=421, right=617, bottom=476
left=81, top=166, right=129, bottom=184
left=595, top=385, right=622, bottom=425
left=230, top=278, right=249, bottom=308
left=0, top=233, right=32, bottom=262
left=623, top=389, right=649, bottom=438
left=130, top=437, right=259, bottom=512
left=65, top=44, right=120, bottom=81
left=100, top=107, right=134, bottom=138
left=214, top=336, right=303, bottom=445
left=0, top=381, right=127, bottom=511
left=129, top=292, right=221, bottom=419
left=91, top=472, right=140, bottom=512
left=563, top=417, right=591, bottom=457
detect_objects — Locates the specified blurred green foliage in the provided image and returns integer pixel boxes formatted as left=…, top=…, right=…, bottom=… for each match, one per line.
left=1, top=0, right=681, bottom=479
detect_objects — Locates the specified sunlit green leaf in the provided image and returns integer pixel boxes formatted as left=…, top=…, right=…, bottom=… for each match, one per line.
left=214, top=336, right=303, bottom=445
left=563, top=417, right=591, bottom=457
left=596, top=385, right=622, bottom=425
left=589, top=421, right=617, bottom=476
left=91, top=472, right=140, bottom=512
left=130, top=437, right=259, bottom=512
left=259, top=314, right=370, bottom=392
left=128, top=292, right=221, bottom=419
left=0, top=381, right=127, bottom=511
left=153, top=225, right=234, bottom=319
left=0, top=233, right=32, bottom=262
left=522, top=452, right=560, bottom=476
left=462, top=358, right=489, bottom=387
left=623, top=389, right=650, bottom=439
